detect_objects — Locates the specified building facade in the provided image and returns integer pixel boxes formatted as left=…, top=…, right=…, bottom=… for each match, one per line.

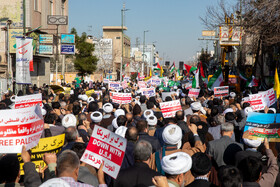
left=0, top=0, right=69, bottom=91
left=102, top=26, right=131, bottom=80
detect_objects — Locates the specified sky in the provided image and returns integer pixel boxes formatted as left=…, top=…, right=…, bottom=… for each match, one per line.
left=68, top=0, right=219, bottom=65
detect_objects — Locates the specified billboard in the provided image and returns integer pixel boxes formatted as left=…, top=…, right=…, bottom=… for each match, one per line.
left=39, top=45, right=53, bottom=54
left=219, top=26, right=242, bottom=46
left=134, top=51, right=142, bottom=62
left=39, top=34, right=53, bottom=44
left=61, top=45, right=75, bottom=54
left=61, top=34, right=75, bottom=44
left=202, top=30, right=216, bottom=37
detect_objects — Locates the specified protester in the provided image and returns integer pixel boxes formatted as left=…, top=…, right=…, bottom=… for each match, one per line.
left=114, top=140, right=161, bottom=187
left=1, top=75, right=279, bottom=187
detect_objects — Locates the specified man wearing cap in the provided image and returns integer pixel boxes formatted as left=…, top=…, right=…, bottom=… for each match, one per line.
left=136, top=120, right=161, bottom=153
left=100, top=103, right=114, bottom=128
left=161, top=152, right=193, bottom=187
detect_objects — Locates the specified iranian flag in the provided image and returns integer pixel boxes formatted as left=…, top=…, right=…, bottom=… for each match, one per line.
left=207, top=66, right=223, bottom=90
left=192, top=69, right=199, bottom=88
left=169, top=62, right=175, bottom=73
left=184, top=64, right=197, bottom=73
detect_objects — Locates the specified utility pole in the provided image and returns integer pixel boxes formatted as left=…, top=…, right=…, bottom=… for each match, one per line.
left=121, top=3, right=129, bottom=81
left=142, top=30, right=149, bottom=76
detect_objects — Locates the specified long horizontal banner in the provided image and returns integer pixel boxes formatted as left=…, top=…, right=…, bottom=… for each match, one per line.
left=243, top=112, right=280, bottom=142
left=0, top=104, right=44, bottom=153
left=14, top=93, right=42, bottom=109
left=111, top=92, right=132, bottom=104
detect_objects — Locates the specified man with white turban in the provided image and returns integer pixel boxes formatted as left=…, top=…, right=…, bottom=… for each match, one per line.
left=235, top=138, right=263, bottom=166
left=160, top=152, right=192, bottom=187
left=149, top=123, right=205, bottom=186
left=100, top=103, right=114, bottom=128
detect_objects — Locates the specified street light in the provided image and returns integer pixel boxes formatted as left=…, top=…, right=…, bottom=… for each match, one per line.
left=121, top=4, right=129, bottom=81
left=142, top=30, right=149, bottom=76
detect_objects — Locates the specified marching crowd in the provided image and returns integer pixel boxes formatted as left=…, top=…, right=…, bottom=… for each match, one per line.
left=0, top=80, right=279, bottom=187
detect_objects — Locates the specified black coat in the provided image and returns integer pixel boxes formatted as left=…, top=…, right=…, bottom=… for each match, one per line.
left=187, top=179, right=218, bottom=187
left=138, top=132, right=161, bottom=153
left=114, top=162, right=161, bottom=187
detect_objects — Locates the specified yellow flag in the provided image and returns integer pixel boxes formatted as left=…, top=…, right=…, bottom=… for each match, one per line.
left=149, top=68, right=152, bottom=78
left=274, top=68, right=280, bottom=98
left=160, top=66, right=164, bottom=77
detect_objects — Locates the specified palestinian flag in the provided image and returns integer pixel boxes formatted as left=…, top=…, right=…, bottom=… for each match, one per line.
left=207, top=66, right=223, bottom=90
left=169, top=62, right=175, bottom=73
left=247, top=76, right=258, bottom=87
left=184, top=64, right=197, bottom=73
left=153, top=62, right=161, bottom=70
left=192, top=69, right=199, bottom=88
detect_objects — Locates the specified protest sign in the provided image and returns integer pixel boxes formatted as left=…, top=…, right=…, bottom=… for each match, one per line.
left=81, top=125, right=127, bottom=179
left=124, top=76, right=130, bottom=82
left=249, top=88, right=276, bottom=111
left=122, top=81, right=128, bottom=89
left=188, top=88, right=200, bottom=98
left=243, top=112, right=280, bottom=142
left=111, top=92, right=132, bottom=104
left=249, top=93, right=266, bottom=111
left=14, top=93, right=42, bottom=109
left=109, top=82, right=121, bottom=90
left=103, top=79, right=109, bottom=84
left=18, top=134, right=65, bottom=175
left=16, top=37, right=33, bottom=84
left=146, top=79, right=152, bottom=85
left=160, top=100, right=182, bottom=118
left=0, top=104, right=44, bottom=153
left=151, top=78, right=161, bottom=86
left=214, top=86, right=229, bottom=97
left=138, top=81, right=147, bottom=89
left=86, top=89, right=95, bottom=97
left=140, top=87, right=156, bottom=97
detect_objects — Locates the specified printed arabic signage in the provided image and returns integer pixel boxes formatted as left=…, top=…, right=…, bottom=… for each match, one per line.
left=61, top=34, right=75, bottom=44
left=9, top=29, right=24, bottom=53
left=39, top=34, right=53, bottom=44
left=18, top=134, right=65, bottom=175
left=14, top=93, right=42, bottom=109
left=0, top=105, right=44, bottom=153
left=81, top=125, right=127, bottom=179
left=123, top=76, right=130, bottom=82
left=16, top=37, right=33, bottom=84
left=140, top=87, right=156, bottom=97
left=188, top=88, right=200, bottom=98
left=160, top=100, right=182, bottom=118
left=109, top=82, right=121, bottom=90
left=249, top=88, right=276, bottom=111
left=111, top=92, right=132, bottom=104
left=214, top=86, right=229, bottom=97
left=243, top=112, right=280, bottom=142
left=122, top=81, right=128, bottom=89
left=61, top=45, right=75, bottom=54
left=138, top=81, right=147, bottom=89
left=39, top=45, right=53, bottom=54
left=103, top=79, right=109, bottom=84
left=151, top=78, right=161, bottom=86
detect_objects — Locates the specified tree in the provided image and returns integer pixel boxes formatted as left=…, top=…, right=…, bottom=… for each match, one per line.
left=70, top=28, right=98, bottom=78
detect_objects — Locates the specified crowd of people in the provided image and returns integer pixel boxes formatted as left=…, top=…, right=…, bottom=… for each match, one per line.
left=0, top=80, right=279, bottom=187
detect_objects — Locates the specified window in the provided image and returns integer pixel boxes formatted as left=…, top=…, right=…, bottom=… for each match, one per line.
left=116, top=37, right=121, bottom=39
